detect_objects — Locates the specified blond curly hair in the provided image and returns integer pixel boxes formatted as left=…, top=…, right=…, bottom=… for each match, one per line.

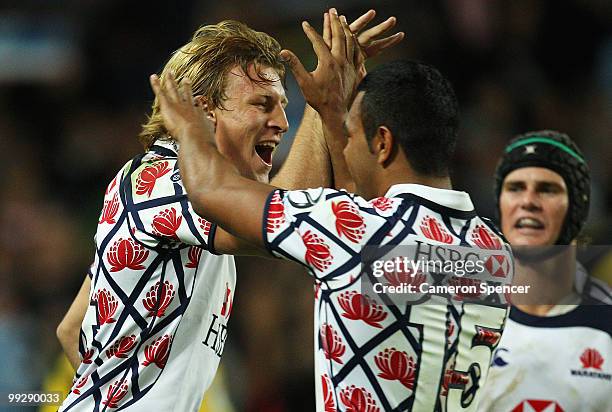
left=139, top=20, right=285, bottom=149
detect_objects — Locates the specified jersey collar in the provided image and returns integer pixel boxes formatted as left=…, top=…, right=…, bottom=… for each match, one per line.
left=150, top=138, right=179, bottom=155
left=384, top=183, right=475, bottom=211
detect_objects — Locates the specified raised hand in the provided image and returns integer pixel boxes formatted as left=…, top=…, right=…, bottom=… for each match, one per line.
left=280, top=9, right=359, bottom=118
left=349, top=10, right=404, bottom=80
left=281, top=8, right=404, bottom=116
left=149, top=73, right=215, bottom=143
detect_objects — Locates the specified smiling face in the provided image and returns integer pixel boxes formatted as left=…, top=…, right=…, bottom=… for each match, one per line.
left=212, top=64, right=288, bottom=183
left=499, top=167, right=569, bottom=246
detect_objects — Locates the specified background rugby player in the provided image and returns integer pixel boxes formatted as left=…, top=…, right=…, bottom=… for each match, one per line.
left=479, top=130, right=612, bottom=412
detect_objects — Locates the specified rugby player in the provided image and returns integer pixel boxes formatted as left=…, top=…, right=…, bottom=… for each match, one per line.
left=479, top=131, right=612, bottom=412
left=55, top=11, right=402, bottom=411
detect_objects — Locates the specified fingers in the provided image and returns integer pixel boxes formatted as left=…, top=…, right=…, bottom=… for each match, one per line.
left=301, top=21, right=331, bottom=61
left=348, top=9, right=376, bottom=34
left=161, top=72, right=182, bottom=106
left=280, top=49, right=310, bottom=89
left=340, top=15, right=355, bottom=63
left=150, top=74, right=163, bottom=102
left=363, top=33, right=405, bottom=58
left=179, top=77, right=193, bottom=103
left=150, top=72, right=195, bottom=109
left=323, top=12, right=331, bottom=48
left=329, top=8, right=346, bottom=61
left=358, top=16, right=398, bottom=47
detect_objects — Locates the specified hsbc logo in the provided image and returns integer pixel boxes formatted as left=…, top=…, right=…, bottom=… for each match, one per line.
left=511, top=399, right=564, bottom=412
left=485, top=254, right=510, bottom=278
left=202, top=284, right=233, bottom=357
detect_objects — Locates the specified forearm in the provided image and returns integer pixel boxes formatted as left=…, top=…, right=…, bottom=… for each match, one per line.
left=177, top=125, right=242, bottom=215
left=177, top=125, right=272, bottom=247
left=58, top=326, right=81, bottom=371
left=57, top=276, right=90, bottom=371
left=320, top=110, right=356, bottom=192
left=271, top=105, right=332, bottom=189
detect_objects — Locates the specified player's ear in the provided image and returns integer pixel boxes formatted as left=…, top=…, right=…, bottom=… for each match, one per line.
left=194, top=95, right=216, bottom=125
left=374, top=126, right=394, bottom=165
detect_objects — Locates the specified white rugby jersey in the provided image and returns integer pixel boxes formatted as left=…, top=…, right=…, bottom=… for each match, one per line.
left=264, top=184, right=511, bottom=412
left=60, top=140, right=235, bottom=412
left=479, top=267, right=612, bottom=412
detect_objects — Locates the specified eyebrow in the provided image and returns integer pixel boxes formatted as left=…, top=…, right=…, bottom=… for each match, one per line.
left=504, top=180, right=565, bottom=189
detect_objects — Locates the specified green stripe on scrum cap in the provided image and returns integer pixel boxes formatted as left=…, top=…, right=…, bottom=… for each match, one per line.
left=505, top=136, right=585, bottom=163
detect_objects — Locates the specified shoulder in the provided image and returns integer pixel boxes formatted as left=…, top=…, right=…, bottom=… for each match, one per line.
left=576, top=263, right=612, bottom=305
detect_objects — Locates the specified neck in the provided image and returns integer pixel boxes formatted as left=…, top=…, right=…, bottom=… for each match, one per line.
left=511, top=247, right=576, bottom=316
left=377, top=166, right=452, bottom=198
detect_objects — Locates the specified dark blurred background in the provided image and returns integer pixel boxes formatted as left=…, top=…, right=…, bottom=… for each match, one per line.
left=1, top=1, right=611, bottom=411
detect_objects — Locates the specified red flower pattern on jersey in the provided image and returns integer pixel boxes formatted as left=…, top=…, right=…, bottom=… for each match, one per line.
left=384, top=267, right=427, bottom=288
left=337, top=291, right=387, bottom=328
left=302, top=230, right=333, bottom=271
left=95, top=288, right=118, bottom=325
left=580, top=348, right=604, bottom=370
left=185, top=246, right=202, bottom=268
left=448, top=277, right=482, bottom=300
left=374, top=348, right=416, bottom=389
left=107, top=238, right=149, bottom=272
left=339, top=386, right=380, bottom=412
left=332, top=201, right=366, bottom=243
left=314, top=281, right=322, bottom=299
left=142, top=334, right=172, bottom=369
left=471, top=224, right=502, bottom=249
left=441, top=369, right=469, bottom=396
left=152, top=208, right=182, bottom=239
left=103, top=379, right=129, bottom=408
left=220, top=283, right=232, bottom=318
left=420, top=216, right=453, bottom=243
left=135, top=161, right=171, bottom=197
left=371, top=197, right=393, bottom=211
left=142, top=281, right=175, bottom=317
left=105, top=176, right=117, bottom=196
left=320, top=324, right=346, bottom=364
left=106, top=335, right=137, bottom=359
left=99, top=192, right=119, bottom=224
left=267, top=191, right=286, bottom=233
left=82, top=349, right=94, bottom=364
left=198, top=217, right=211, bottom=236
left=321, top=374, right=336, bottom=412
left=447, top=322, right=455, bottom=346
left=474, top=326, right=502, bottom=347
left=72, top=374, right=88, bottom=394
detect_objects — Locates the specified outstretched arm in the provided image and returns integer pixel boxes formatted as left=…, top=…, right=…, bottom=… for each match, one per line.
left=280, top=11, right=359, bottom=192
left=271, top=104, right=331, bottom=189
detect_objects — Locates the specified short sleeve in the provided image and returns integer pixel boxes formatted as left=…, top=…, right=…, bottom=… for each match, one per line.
left=124, top=158, right=215, bottom=250
left=263, top=188, right=399, bottom=279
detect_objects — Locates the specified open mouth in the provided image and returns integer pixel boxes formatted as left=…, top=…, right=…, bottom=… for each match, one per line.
left=514, top=217, right=545, bottom=230
left=255, top=142, right=277, bottom=166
